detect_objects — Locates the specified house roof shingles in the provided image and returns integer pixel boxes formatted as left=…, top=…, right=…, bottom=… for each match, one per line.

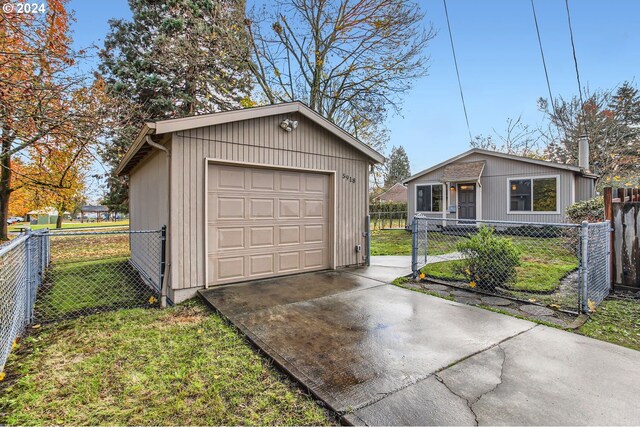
left=374, top=183, right=407, bottom=202
left=440, top=161, right=485, bottom=182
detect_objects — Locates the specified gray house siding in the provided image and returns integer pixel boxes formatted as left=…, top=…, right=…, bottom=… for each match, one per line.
left=575, top=175, right=596, bottom=201
left=407, top=152, right=595, bottom=224
left=168, top=112, right=370, bottom=301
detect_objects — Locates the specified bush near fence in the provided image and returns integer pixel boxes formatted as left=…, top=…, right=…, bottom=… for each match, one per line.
left=369, top=201, right=407, bottom=230
left=410, top=218, right=611, bottom=314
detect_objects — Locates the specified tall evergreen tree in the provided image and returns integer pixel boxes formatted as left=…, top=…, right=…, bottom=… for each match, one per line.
left=384, top=146, right=411, bottom=187
left=98, top=0, right=252, bottom=213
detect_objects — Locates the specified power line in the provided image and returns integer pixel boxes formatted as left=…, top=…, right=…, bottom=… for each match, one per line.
left=443, top=0, right=473, bottom=142
left=530, top=0, right=555, bottom=111
left=564, top=0, right=584, bottom=104
left=565, top=0, right=590, bottom=143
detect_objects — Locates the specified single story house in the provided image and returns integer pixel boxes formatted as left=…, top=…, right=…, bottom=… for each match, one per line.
left=116, top=101, right=384, bottom=304
left=403, top=145, right=597, bottom=224
left=372, top=182, right=407, bottom=203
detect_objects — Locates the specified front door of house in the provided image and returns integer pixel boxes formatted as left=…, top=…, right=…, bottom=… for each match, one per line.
left=458, top=183, right=476, bottom=220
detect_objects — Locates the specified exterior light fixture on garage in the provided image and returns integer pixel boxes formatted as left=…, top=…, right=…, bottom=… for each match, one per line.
left=279, top=118, right=298, bottom=132
left=116, top=101, right=384, bottom=304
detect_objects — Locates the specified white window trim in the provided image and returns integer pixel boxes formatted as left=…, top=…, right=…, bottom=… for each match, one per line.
left=414, top=182, right=445, bottom=213
left=506, top=175, right=560, bottom=215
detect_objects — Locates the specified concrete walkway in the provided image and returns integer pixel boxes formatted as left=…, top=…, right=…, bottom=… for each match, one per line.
left=200, top=267, right=640, bottom=426
left=370, top=253, right=465, bottom=270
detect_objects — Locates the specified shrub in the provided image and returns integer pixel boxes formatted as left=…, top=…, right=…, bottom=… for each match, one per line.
left=566, top=196, right=604, bottom=223
left=455, top=226, right=520, bottom=290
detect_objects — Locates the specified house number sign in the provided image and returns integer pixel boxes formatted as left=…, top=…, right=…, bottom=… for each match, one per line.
left=342, top=173, right=356, bottom=184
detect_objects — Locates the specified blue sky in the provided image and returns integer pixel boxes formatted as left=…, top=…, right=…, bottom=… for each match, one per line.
left=68, top=0, right=640, bottom=176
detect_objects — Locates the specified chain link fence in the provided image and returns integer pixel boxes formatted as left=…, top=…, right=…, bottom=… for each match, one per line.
left=1, top=228, right=164, bottom=372
left=580, top=221, right=612, bottom=312
left=32, top=229, right=164, bottom=323
left=0, top=229, right=49, bottom=373
left=411, top=217, right=611, bottom=314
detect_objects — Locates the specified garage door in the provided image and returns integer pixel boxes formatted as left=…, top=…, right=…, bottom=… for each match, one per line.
left=207, top=164, right=331, bottom=285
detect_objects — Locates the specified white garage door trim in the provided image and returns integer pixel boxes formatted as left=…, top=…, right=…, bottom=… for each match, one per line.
left=203, top=158, right=336, bottom=288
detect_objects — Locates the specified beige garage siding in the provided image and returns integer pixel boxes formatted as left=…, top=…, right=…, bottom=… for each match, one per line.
left=169, top=112, right=369, bottom=292
left=206, top=164, right=331, bottom=285
left=128, top=147, right=169, bottom=282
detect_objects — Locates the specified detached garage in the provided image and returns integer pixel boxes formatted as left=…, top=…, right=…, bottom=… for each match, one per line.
left=116, top=102, right=384, bottom=303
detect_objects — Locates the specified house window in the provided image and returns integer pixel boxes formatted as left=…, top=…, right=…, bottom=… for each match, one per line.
left=416, top=184, right=443, bottom=212
left=509, top=177, right=557, bottom=212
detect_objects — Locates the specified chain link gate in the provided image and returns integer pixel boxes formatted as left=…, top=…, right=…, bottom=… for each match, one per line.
left=411, top=217, right=611, bottom=314
left=579, top=221, right=612, bottom=312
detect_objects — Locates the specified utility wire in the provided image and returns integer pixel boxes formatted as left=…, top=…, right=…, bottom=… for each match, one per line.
left=443, top=0, right=473, bottom=142
left=564, top=0, right=589, bottom=140
left=530, top=0, right=555, bottom=112
left=565, top=0, right=584, bottom=105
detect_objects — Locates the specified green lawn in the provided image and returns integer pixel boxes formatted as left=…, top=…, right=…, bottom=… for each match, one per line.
left=35, top=258, right=154, bottom=320
left=9, top=220, right=130, bottom=232
left=370, top=229, right=412, bottom=255
left=579, top=298, right=640, bottom=351
left=0, top=301, right=333, bottom=426
left=420, top=235, right=578, bottom=293
left=370, top=229, right=465, bottom=256
left=50, top=232, right=130, bottom=264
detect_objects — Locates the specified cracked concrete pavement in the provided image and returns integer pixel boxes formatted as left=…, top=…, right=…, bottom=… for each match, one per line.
left=200, top=267, right=640, bottom=426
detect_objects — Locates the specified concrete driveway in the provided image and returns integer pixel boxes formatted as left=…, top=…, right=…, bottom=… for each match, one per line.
left=200, top=268, right=640, bottom=426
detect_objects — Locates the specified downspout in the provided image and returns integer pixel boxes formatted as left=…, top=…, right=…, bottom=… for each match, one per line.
left=146, top=135, right=171, bottom=307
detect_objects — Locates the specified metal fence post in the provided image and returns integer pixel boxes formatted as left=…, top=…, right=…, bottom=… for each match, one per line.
left=580, top=221, right=589, bottom=314
left=424, top=220, right=428, bottom=266
left=364, top=215, right=371, bottom=267
left=160, top=225, right=167, bottom=285
left=411, top=218, right=418, bottom=278
left=24, top=231, right=33, bottom=325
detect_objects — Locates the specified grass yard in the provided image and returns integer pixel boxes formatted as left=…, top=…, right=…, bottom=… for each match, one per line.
left=421, top=235, right=578, bottom=293
left=0, top=301, right=333, bottom=426
left=578, top=298, right=640, bottom=351
left=50, top=232, right=130, bottom=263
left=370, top=229, right=465, bottom=256
left=35, top=258, right=153, bottom=320
left=9, top=220, right=130, bottom=232
left=370, top=229, right=412, bottom=255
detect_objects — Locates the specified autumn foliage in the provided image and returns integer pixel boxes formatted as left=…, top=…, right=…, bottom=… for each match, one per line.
left=0, top=0, right=103, bottom=237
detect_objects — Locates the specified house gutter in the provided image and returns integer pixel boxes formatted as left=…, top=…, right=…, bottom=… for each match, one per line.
left=145, top=135, right=171, bottom=308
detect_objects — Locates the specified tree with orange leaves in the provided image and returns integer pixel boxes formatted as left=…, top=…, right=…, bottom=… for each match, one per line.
left=0, top=0, right=103, bottom=238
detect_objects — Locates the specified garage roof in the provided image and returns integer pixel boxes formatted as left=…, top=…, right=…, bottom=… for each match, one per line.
left=116, top=101, right=384, bottom=175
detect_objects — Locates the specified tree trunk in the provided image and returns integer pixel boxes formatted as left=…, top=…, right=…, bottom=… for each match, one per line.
left=0, top=137, right=12, bottom=241
left=56, top=203, right=65, bottom=229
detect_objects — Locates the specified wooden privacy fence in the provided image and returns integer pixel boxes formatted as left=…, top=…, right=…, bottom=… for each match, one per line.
left=604, top=187, right=640, bottom=290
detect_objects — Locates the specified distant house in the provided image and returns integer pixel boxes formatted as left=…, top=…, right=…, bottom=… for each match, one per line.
left=403, top=145, right=597, bottom=224
left=373, top=182, right=407, bottom=203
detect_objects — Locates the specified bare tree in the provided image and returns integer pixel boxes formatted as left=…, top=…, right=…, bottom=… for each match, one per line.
left=538, top=82, right=640, bottom=185
left=471, top=116, right=541, bottom=157
left=245, top=0, right=435, bottom=151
